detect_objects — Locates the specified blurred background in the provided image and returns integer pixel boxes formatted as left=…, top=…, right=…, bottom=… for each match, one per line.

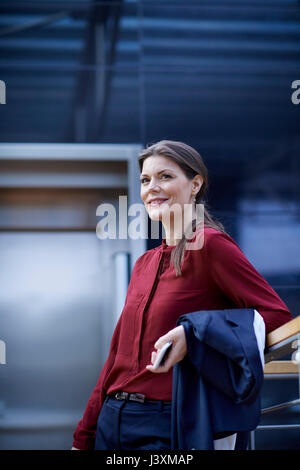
left=0, top=0, right=300, bottom=450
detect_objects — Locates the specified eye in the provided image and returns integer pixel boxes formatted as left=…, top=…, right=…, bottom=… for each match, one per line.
left=140, top=174, right=172, bottom=184
left=140, top=177, right=149, bottom=184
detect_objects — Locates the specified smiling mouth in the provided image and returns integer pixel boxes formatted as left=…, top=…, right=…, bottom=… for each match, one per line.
left=148, top=199, right=169, bottom=206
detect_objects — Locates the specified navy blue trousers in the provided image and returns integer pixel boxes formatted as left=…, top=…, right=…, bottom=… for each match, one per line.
left=94, top=396, right=172, bottom=450
left=94, top=396, right=249, bottom=450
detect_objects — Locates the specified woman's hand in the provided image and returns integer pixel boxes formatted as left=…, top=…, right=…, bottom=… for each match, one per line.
left=146, top=325, right=187, bottom=373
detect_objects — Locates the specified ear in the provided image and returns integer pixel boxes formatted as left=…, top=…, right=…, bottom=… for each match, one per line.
left=192, top=174, right=203, bottom=195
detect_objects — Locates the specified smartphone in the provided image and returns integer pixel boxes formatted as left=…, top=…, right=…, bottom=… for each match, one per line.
left=153, top=341, right=173, bottom=369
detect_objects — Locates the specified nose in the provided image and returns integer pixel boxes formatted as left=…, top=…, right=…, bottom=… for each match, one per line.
left=147, top=177, right=161, bottom=192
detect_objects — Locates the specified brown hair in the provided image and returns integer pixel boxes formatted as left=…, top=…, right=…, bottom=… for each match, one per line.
left=138, top=140, right=228, bottom=276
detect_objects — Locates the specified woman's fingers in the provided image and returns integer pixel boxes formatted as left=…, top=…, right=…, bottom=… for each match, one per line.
left=146, top=325, right=187, bottom=374
left=154, top=333, right=169, bottom=351
left=151, top=350, right=157, bottom=364
left=146, top=327, right=187, bottom=374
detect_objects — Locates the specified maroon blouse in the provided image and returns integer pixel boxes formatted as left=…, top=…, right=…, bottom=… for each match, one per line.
left=73, top=227, right=292, bottom=449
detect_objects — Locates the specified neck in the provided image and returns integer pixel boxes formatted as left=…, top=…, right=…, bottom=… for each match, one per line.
left=163, top=205, right=197, bottom=246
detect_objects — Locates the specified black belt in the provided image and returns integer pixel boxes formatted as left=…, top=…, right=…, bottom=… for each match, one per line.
left=111, top=391, right=171, bottom=404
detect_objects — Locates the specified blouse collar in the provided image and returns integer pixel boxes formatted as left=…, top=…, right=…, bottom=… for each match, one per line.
left=161, top=238, right=176, bottom=251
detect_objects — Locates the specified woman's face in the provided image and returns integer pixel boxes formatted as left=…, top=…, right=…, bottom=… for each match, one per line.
left=140, top=154, right=202, bottom=222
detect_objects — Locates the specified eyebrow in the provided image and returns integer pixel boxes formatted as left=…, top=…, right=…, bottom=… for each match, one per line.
left=140, top=169, right=174, bottom=177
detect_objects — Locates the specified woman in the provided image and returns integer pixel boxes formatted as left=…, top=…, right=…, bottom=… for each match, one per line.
left=72, top=140, right=292, bottom=450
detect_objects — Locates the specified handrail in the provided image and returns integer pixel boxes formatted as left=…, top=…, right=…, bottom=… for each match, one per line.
left=266, top=316, right=300, bottom=349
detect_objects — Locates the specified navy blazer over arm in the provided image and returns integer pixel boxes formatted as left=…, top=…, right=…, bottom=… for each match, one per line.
left=171, top=308, right=264, bottom=450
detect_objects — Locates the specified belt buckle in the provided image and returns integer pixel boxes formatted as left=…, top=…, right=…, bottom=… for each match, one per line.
left=115, top=391, right=128, bottom=401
